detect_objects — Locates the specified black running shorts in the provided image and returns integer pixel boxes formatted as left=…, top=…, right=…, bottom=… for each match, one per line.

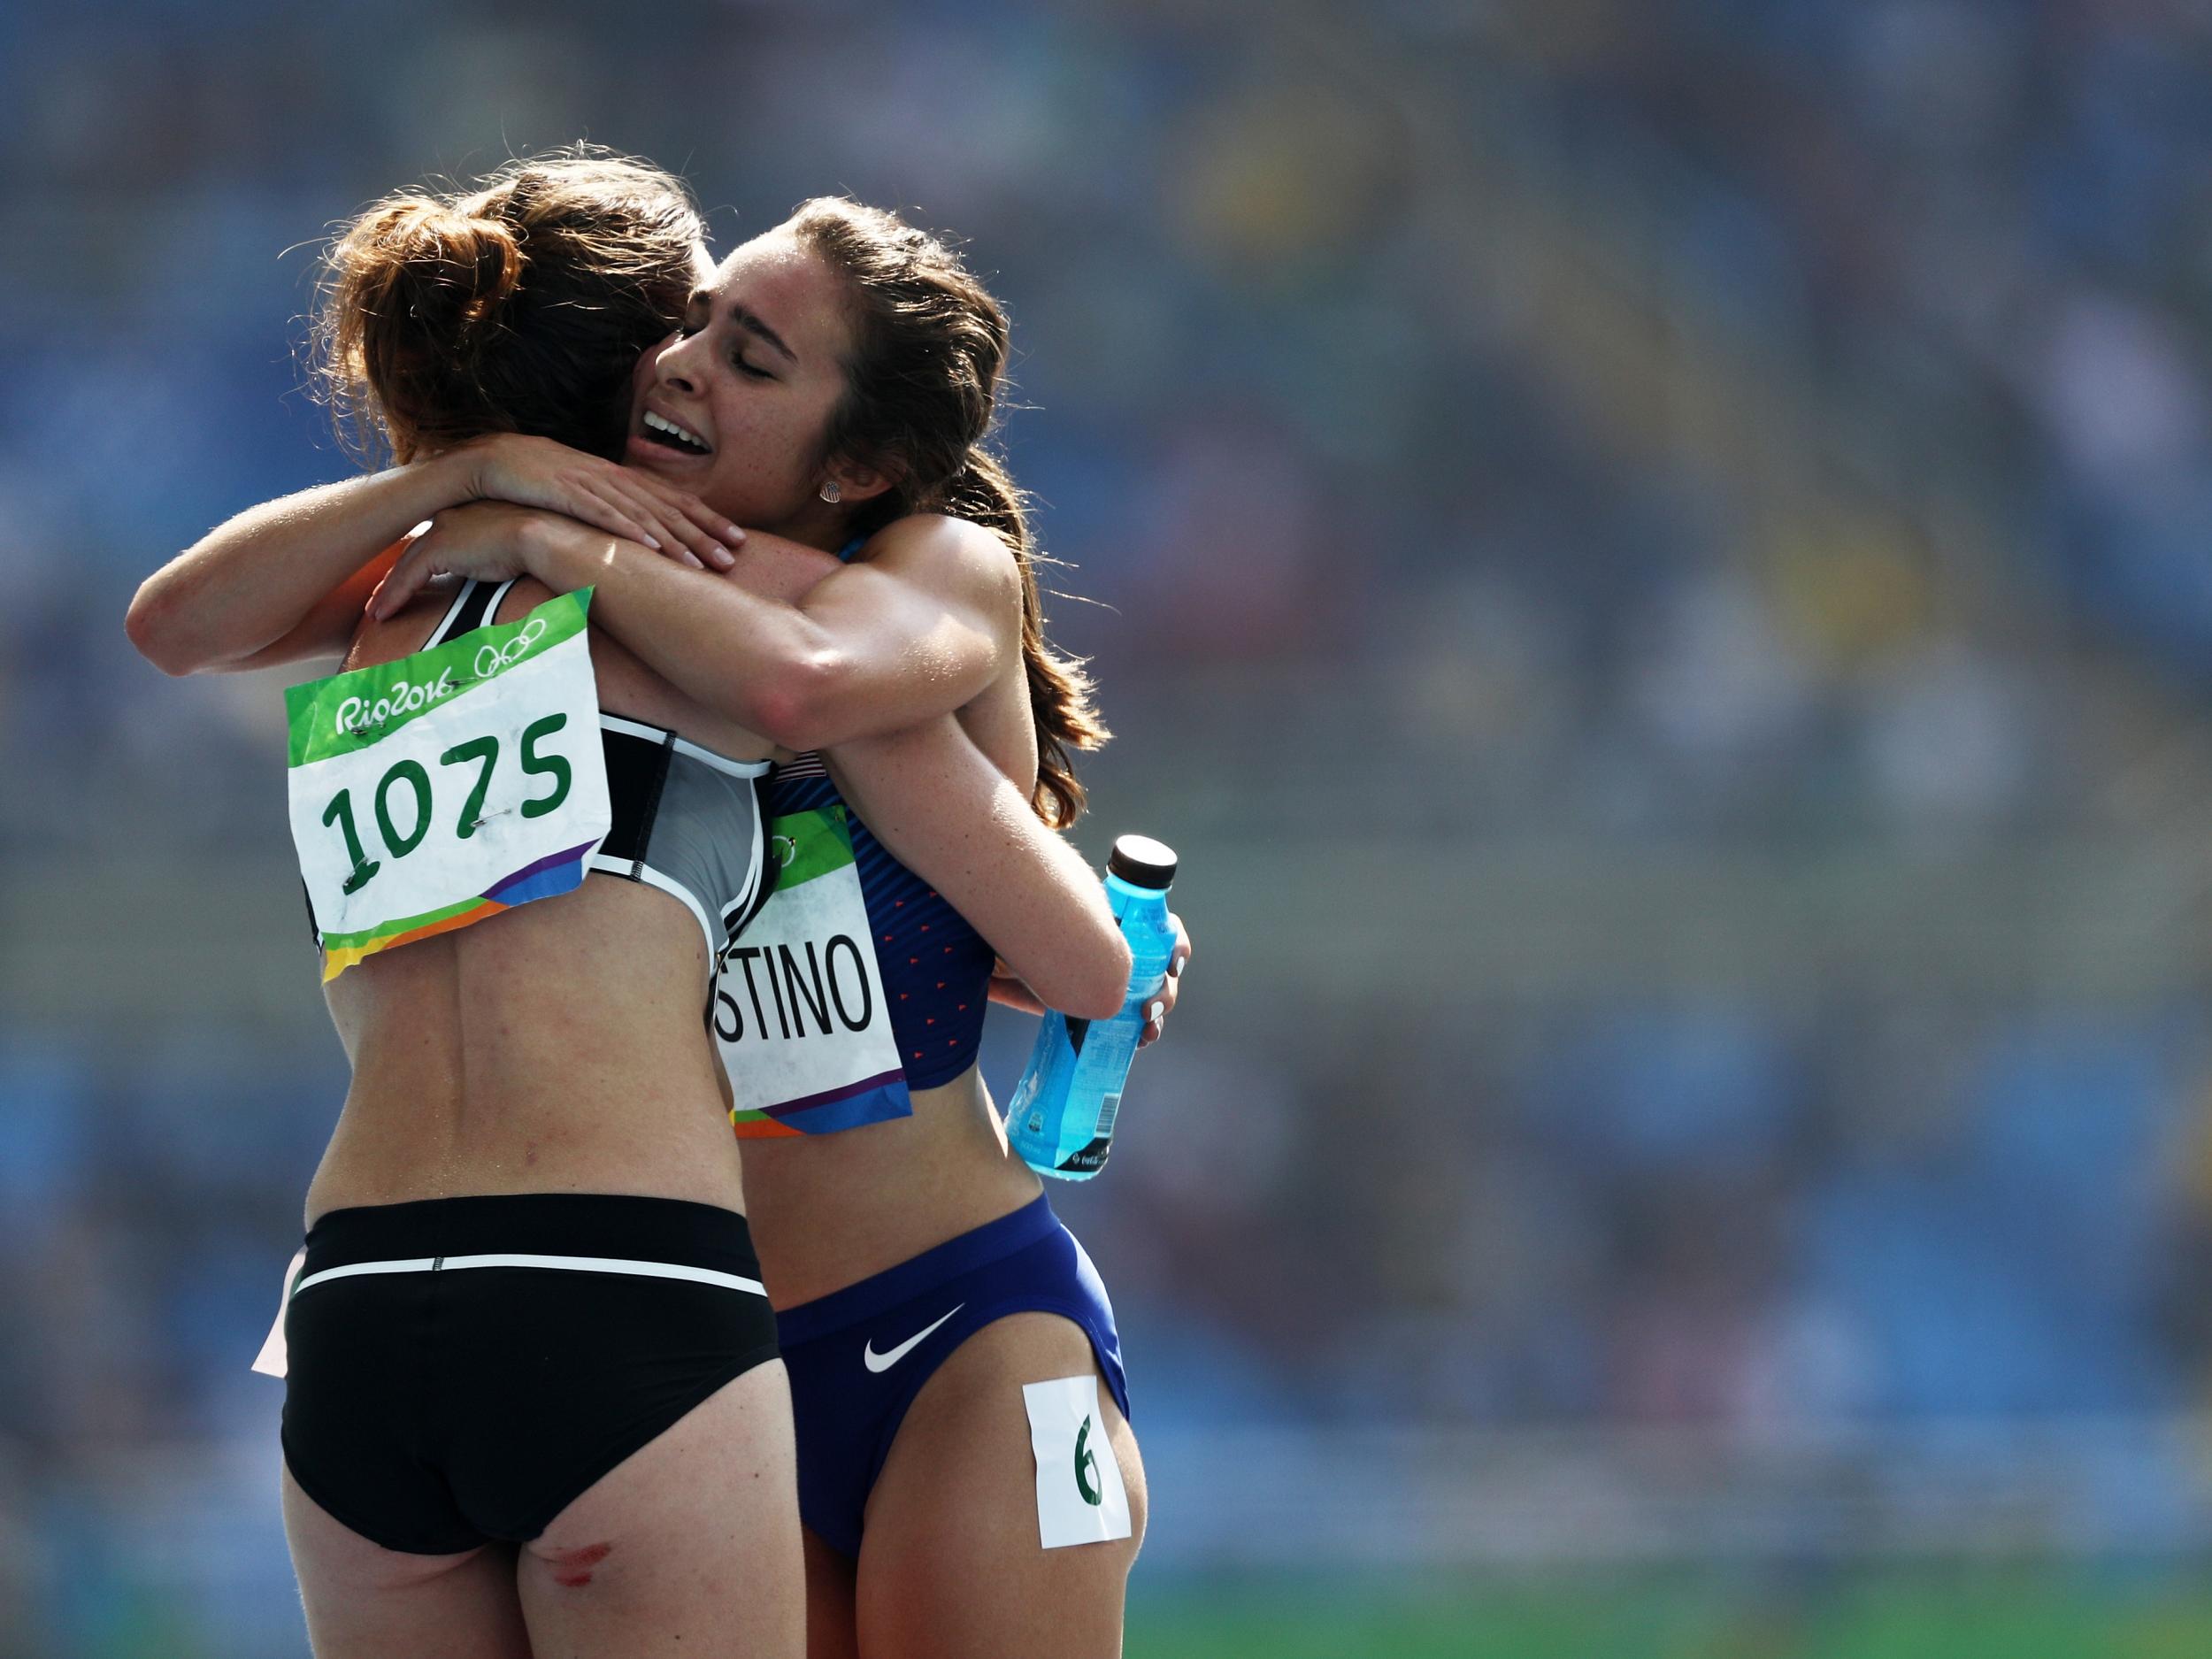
left=280, top=1191, right=781, bottom=1555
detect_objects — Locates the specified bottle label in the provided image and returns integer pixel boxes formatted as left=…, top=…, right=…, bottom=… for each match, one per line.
left=1057, top=1133, right=1114, bottom=1174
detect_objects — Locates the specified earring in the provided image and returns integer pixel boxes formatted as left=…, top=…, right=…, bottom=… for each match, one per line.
left=818, top=480, right=842, bottom=504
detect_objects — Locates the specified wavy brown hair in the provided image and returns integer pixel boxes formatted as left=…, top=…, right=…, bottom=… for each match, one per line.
left=787, top=197, right=1109, bottom=828
left=312, top=148, right=702, bottom=465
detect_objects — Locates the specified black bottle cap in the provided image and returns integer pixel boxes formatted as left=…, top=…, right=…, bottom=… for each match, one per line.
left=1108, top=834, right=1177, bottom=890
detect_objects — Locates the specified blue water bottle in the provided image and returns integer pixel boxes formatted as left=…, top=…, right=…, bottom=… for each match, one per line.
left=1005, top=834, right=1179, bottom=1180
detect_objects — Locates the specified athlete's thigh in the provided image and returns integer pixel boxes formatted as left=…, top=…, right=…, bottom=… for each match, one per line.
left=855, top=1312, right=1146, bottom=1659
left=515, top=1360, right=804, bottom=1658
left=282, top=1466, right=531, bottom=1659
left=804, top=1525, right=861, bottom=1659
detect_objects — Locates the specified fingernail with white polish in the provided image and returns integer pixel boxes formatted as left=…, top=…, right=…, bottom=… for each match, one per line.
left=1148, top=1002, right=1164, bottom=1024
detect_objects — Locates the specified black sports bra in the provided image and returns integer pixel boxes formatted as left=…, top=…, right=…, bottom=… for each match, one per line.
left=311, top=578, right=774, bottom=969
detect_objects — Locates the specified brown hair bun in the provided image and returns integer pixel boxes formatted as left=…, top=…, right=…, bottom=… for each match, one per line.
left=313, top=147, right=703, bottom=464
left=355, top=197, right=526, bottom=342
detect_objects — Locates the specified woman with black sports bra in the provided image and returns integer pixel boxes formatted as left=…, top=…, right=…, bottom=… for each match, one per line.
left=127, top=153, right=1147, bottom=1659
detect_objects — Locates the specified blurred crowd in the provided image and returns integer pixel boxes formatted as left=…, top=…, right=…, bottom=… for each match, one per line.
left=8, top=0, right=2212, bottom=1645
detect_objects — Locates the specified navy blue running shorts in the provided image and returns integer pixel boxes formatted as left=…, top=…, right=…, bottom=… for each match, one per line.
left=774, top=1194, right=1130, bottom=1559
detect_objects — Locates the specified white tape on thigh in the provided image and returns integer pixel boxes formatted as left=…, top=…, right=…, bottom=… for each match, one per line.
left=1022, top=1374, right=1131, bottom=1549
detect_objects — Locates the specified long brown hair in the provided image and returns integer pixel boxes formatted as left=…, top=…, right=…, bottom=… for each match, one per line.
left=787, top=197, right=1109, bottom=828
left=312, top=148, right=701, bottom=465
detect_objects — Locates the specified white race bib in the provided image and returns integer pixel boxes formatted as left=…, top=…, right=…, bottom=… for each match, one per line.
left=716, top=804, right=911, bottom=1136
left=286, top=589, right=611, bottom=979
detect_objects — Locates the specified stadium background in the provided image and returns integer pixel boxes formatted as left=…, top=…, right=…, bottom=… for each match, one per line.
left=7, top=1, right=2212, bottom=1653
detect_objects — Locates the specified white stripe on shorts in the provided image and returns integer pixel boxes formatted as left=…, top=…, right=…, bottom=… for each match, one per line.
left=288, top=1252, right=766, bottom=1299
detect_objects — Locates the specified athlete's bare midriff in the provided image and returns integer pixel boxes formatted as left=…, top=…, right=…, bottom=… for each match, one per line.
left=739, top=669, right=1052, bottom=1310
left=305, top=574, right=780, bottom=1226
left=740, top=1070, right=1046, bottom=1308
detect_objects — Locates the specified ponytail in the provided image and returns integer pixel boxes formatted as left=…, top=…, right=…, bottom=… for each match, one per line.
left=938, top=449, right=1107, bottom=829
left=788, top=196, right=1110, bottom=827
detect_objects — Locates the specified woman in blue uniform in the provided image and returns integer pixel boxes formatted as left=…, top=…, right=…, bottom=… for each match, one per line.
left=128, top=153, right=1164, bottom=1659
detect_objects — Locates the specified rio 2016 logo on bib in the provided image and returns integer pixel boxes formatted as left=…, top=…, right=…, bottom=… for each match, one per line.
left=286, top=590, right=611, bottom=980
left=716, top=804, right=911, bottom=1137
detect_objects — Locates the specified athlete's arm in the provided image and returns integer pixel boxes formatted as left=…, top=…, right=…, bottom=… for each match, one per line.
left=125, top=435, right=741, bottom=676
left=829, top=721, right=1133, bottom=1021
left=127, top=465, right=443, bottom=674
left=988, top=911, right=1191, bottom=1045
left=375, top=499, right=1144, bottom=1016
left=377, top=507, right=1018, bottom=751
left=390, top=503, right=1123, bottom=1005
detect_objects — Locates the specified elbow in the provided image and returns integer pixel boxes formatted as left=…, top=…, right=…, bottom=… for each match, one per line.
left=124, top=583, right=199, bottom=676
left=996, top=926, right=1127, bottom=1021
left=747, top=651, right=843, bottom=753
left=1064, top=934, right=1134, bottom=1023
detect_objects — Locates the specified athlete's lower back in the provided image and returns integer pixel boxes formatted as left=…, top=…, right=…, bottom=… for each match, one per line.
left=306, top=577, right=766, bottom=1224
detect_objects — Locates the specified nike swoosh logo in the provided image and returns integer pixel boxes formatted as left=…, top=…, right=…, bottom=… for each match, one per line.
left=864, top=1304, right=964, bottom=1373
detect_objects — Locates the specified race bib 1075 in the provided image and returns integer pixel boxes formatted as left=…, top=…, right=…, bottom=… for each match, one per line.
left=286, top=589, right=611, bottom=981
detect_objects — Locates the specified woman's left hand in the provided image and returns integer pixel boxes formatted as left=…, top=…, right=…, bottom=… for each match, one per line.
left=1140, top=912, right=1191, bottom=1048
left=368, top=501, right=587, bottom=618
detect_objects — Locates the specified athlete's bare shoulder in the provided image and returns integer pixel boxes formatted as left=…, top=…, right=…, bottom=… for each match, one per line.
left=854, top=513, right=1022, bottom=629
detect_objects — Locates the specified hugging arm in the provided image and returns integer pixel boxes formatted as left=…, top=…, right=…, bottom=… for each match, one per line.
left=827, top=721, right=1133, bottom=1022
left=124, top=467, right=440, bottom=674
left=124, top=435, right=742, bottom=675
left=388, top=504, right=1165, bottom=1018
left=380, top=508, right=1018, bottom=753
left=130, top=440, right=1183, bottom=1027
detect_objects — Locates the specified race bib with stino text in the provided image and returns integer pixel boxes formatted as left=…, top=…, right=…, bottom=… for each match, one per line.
left=716, top=803, right=912, bottom=1136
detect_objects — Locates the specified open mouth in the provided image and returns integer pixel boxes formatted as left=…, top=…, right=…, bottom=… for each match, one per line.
left=640, top=409, right=712, bottom=457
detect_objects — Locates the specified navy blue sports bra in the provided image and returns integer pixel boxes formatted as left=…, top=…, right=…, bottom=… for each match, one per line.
left=811, top=533, right=994, bottom=1086
left=763, top=751, right=995, bottom=1089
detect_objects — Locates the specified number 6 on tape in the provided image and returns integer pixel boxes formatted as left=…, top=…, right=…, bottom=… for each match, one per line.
left=285, top=589, right=611, bottom=980
left=1023, top=1374, right=1131, bottom=1549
